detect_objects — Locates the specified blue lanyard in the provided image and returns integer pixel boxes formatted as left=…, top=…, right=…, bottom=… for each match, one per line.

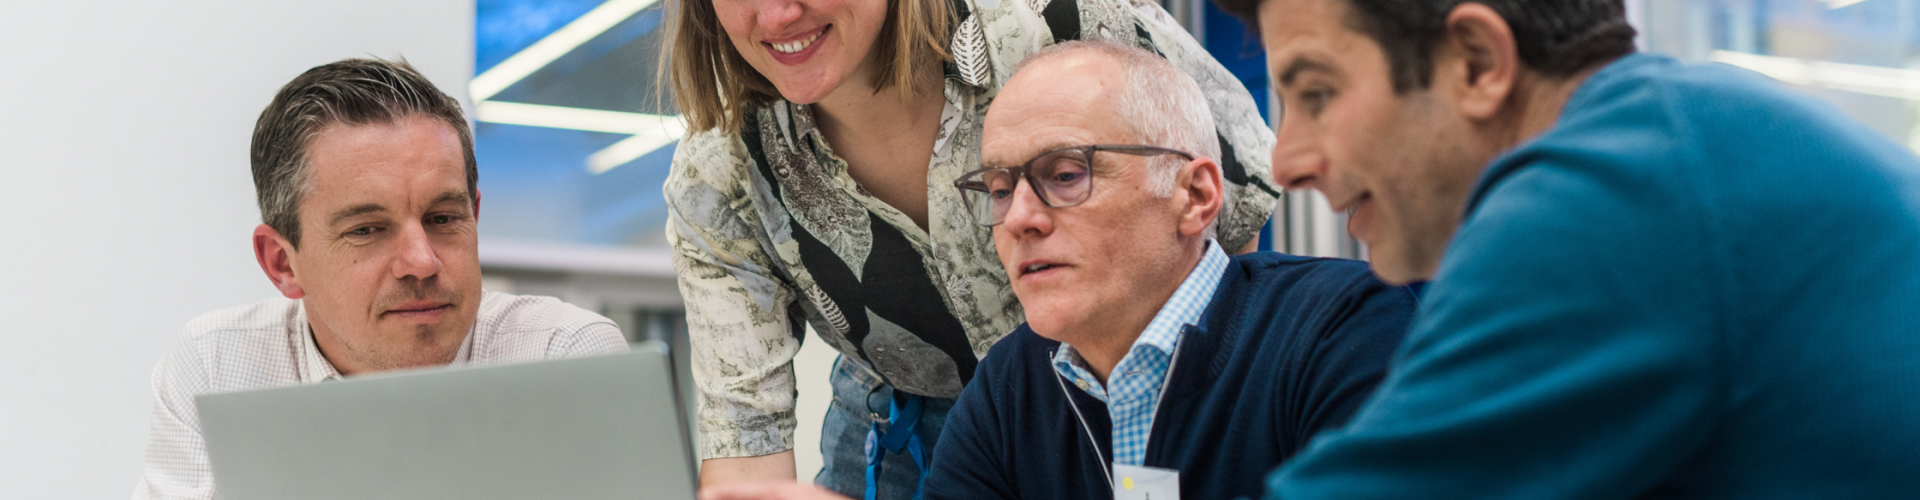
left=864, top=393, right=928, bottom=500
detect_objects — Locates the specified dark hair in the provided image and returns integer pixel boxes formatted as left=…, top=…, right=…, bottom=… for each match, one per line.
left=250, top=57, right=476, bottom=248
left=1214, top=0, right=1637, bottom=92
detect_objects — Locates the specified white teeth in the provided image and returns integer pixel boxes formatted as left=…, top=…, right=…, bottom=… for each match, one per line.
left=770, top=31, right=821, bottom=54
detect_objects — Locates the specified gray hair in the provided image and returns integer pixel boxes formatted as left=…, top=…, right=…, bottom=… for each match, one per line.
left=250, top=57, right=475, bottom=248
left=1015, top=40, right=1224, bottom=235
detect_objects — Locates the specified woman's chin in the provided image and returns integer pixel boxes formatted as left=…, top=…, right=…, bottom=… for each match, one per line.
left=769, top=72, right=858, bottom=106
left=774, top=84, right=834, bottom=105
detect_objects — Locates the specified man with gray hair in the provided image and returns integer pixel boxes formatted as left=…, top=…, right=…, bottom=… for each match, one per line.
left=133, top=58, right=628, bottom=500
left=700, top=40, right=1415, bottom=500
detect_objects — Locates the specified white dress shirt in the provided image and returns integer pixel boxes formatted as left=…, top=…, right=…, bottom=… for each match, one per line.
left=131, top=291, right=630, bottom=500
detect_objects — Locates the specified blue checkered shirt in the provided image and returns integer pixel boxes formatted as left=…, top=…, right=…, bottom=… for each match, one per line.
left=1052, top=240, right=1229, bottom=466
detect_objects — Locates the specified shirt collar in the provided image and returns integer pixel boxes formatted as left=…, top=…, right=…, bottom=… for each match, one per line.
left=293, top=301, right=343, bottom=383
left=777, top=101, right=821, bottom=147
left=454, top=326, right=476, bottom=363
left=1051, top=240, right=1231, bottom=372
left=1134, top=240, right=1230, bottom=354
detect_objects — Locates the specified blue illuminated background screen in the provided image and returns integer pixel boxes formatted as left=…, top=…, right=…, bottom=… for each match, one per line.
left=474, top=0, right=679, bottom=248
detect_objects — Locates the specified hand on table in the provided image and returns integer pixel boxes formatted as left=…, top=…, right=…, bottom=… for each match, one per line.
left=699, top=481, right=852, bottom=500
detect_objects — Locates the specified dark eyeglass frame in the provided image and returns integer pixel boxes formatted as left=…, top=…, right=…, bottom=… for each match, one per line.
left=952, top=144, right=1196, bottom=227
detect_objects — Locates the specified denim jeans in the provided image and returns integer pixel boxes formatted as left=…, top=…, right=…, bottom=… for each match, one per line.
left=815, top=355, right=955, bottom=500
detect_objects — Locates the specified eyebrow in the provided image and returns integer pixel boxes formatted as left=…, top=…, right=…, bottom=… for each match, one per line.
left=983, top=141, right=1080, bottom=169
left=427, top=190, right=472, bottom=208
left=324, top=191, right=471, bottom=228
left=326, top=204, right=387, bottom=228
left=1276, top=56, right=1338, bottom=87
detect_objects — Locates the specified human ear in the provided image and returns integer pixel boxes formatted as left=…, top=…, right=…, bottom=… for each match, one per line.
left=1174, top=156, right=1224, bottom=238
left=253, top=224, right=306, bottom=299
left=1437, top=3, right=1520, bottom=120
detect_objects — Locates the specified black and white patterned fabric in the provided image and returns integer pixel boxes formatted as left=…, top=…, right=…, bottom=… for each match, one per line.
left=664, top=0, right=1281, bottom=459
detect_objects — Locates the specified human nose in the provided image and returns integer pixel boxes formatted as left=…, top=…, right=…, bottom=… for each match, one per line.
left=390, top=222, right=443, bottom=280
left=754, top=0, right=803, bottom=31
left=1271, top=115, right=1329, bottom=190
left=995, top=178, right=1053, bottom=236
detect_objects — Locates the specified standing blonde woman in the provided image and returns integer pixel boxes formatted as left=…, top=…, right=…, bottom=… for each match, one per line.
left=663, top=0, right=1278, bottom=495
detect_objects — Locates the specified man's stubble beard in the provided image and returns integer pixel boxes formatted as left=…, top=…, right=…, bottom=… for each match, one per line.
left=352, top=277, right=466, bottom=372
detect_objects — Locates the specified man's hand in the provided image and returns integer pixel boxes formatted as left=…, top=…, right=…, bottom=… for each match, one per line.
left=699, top=482, right=851, bottom=500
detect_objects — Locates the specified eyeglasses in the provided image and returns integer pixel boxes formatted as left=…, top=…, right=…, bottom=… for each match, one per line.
left=952, top=144, right=1195, bottom=227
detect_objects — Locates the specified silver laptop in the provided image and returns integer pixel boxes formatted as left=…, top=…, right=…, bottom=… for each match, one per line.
left=198, top=343, right=696, bottom=500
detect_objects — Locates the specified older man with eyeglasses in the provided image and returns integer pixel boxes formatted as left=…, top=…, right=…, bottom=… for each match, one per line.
left=927, top=38, right=1423, bottom=500
left=701, top=40, right=1416, bottom=500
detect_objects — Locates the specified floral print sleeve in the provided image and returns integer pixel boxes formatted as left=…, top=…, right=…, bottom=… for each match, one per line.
left=666, top=0, right=1279, bottom=460
left=665, top=131, right=804, bottom=459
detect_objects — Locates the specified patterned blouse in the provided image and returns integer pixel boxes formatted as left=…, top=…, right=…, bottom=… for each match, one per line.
left=663, top=0, right=1280, bottom=459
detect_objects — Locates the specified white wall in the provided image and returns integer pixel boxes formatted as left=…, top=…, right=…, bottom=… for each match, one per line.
left=0, top=2, right=471, bottom=496
left=791, top=327, right=838, bottom=481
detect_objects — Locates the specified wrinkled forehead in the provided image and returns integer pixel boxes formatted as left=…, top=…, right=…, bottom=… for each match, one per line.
left=981, top=56, right=1130, bottom=167
left=299, top=118, right=470, bottom=217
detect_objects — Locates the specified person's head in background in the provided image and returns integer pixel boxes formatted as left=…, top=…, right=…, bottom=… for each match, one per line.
left=1211, top=0, right=1634, bottom=283
left=249, top=58, right=482, bottom=375
left=973, top=40, right=1224, bottom=361
left=667, top=0, right=952, bottom=133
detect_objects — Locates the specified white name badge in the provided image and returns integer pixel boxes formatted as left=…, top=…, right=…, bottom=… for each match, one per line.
left=1113, top=463, right=1180, bottom=500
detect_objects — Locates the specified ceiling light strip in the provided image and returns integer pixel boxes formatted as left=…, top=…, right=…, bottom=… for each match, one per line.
left=475, top=101, right=686, bottom=174
left=469, top=0, right=661, bottom=101
left=588, top=134, right=680, bottom=173
left=476, top=100, right=686, bottom=136
left=1711, top=50, right=1920, bottom=101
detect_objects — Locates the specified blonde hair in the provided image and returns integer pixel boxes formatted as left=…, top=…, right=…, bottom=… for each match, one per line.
left=666, top=0, right=956, bottom=134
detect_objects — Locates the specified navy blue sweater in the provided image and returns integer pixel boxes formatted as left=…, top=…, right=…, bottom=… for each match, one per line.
left=923, top=253, right=1417, bottom=500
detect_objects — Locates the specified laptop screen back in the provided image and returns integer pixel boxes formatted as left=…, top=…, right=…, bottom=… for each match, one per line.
left=198, top=344, right=695, bottom=500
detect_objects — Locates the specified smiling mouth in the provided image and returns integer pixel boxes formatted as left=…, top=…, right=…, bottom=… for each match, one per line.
left=1020, top=262, right=1066, bottom=276
left=768, top=27, right=826, bottom=54
left=384, top=303, right=451, bottom=317
left=1343, top=193, right=1375, bottom=239
left=1331, top=192, right=1370, bottom=212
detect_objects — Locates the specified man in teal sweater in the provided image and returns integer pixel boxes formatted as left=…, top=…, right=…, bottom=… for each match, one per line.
left=1207, top=0, right=1920, bottom=497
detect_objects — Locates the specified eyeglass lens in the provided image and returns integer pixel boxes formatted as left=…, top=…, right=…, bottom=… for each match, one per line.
left=966, top=148, right=1094, bottom=225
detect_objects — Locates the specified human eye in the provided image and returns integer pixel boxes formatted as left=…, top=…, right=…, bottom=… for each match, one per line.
left=1294, top=86, right=1335, bottom=117
left=425, top=212, right=471, bottom=233
left=979, top=170, right=1019, bottom=200
left=1045, top=157, right=1089, bottom=183
left=344, top=225, right=382, bottom=239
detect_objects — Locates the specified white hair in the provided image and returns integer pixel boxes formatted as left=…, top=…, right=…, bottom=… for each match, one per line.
left=1015, top=40, right=1225, bottom=237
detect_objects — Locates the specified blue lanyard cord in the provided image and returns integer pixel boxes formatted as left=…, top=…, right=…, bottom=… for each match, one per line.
left=864, top=393, right=928, bottom=500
